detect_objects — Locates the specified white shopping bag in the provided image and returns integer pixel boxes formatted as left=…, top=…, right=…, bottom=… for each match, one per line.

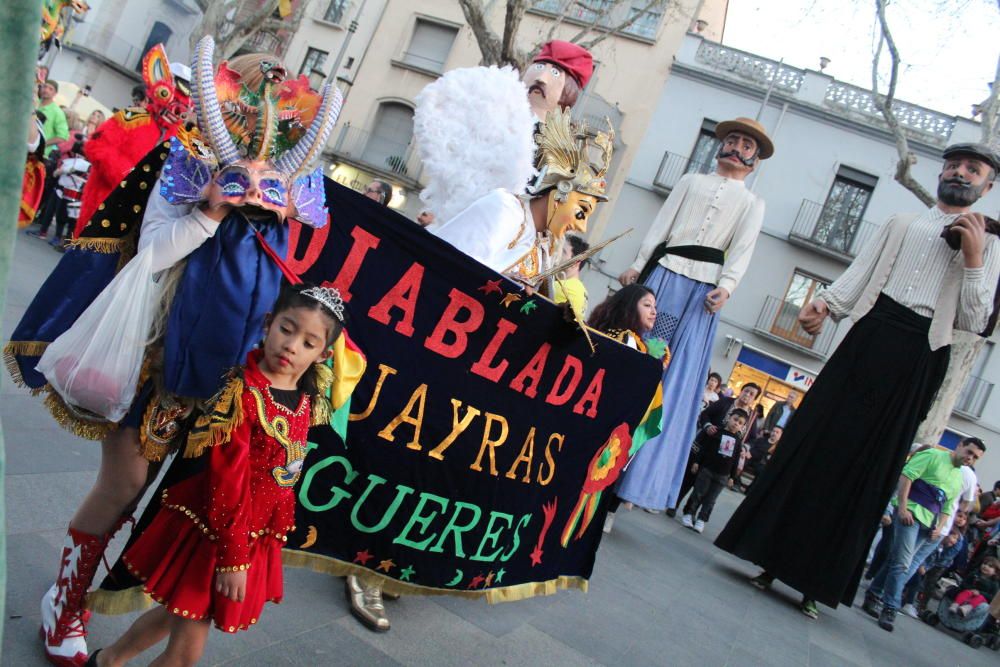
left=37, top=246, right=165, bottom=422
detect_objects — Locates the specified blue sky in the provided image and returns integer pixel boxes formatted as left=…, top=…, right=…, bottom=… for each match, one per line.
left=721, top=0, right=999, bottom=120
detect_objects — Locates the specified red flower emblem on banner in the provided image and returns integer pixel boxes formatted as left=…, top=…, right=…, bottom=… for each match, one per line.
left=581, top=423, right=632, bottom=494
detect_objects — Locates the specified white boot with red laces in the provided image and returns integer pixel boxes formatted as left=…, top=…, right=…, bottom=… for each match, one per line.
left=40, top=527, right=106, bottom=667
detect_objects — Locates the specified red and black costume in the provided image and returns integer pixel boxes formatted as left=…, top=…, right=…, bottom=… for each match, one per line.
left=123, top=350, right=316, bottom=632
left=73, top=43, right=191, bottom=238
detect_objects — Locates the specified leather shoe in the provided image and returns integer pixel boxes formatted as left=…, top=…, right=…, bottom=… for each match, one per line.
left=345, top=575, right=390, bottom=632
left=861, top=591, right=882, bottom=618
left=877, top=606, right=896, bottom=632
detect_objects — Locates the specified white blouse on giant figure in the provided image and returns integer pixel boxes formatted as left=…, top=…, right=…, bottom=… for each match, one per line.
left=138, top=175, right=222, bottom=273
left=427, top=188, right=535, bottom=274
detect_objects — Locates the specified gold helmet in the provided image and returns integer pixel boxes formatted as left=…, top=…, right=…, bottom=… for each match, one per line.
left=529, top=108, right=613, bottom=203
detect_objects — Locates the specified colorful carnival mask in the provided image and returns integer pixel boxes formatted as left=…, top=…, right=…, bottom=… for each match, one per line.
left=529, top=108, right=613, bottom=239
left=141, top=44, right=193, bottom=128
left=160, top=36, right=342, bottom=227
left=41, top=0, right=88, bottom=44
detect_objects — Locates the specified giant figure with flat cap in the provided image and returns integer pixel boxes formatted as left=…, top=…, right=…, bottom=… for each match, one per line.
left=613, top=117, right=773, bottom=520
left=716, top=142, right=1000, bottom=623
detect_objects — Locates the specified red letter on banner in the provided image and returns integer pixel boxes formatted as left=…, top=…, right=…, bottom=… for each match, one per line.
left=285, top=218, right=331, bottom=275
left=508, top=343, right=552, bottom=398
left=572, top=369, right=604, bottom=418
left=425, top=289, right=485, bottom=358
left=368, top=263, right=425, bottom=337
left=470, top=318, right=519, bottom=383
left=326, top=226, right=380, bottom=303
left=545, top=355, right=583, bottom=406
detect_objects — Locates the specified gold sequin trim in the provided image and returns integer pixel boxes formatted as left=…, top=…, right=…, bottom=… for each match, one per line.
left=215, top=563, right=251, bottom=573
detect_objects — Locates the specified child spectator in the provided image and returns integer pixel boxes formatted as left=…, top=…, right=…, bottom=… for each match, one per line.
left=681, top=409, right=749, bottom=534
left=950, top=557, right=1000, bottom=618
left=553, top=234, right=590, bottom=320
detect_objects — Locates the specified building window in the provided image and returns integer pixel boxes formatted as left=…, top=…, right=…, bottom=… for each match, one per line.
left=324, top=0, right=349, bottom=24
left=813, top=167, right=877, bottom=254
left=625, top=0, right=663, bottom=39
left=771, top=271, right=829, bottom=348
left=362, top=102, right=415, bottom=175
left=401, top=18, right=458, bottom=74
left=686, top=121, right=719, bottom=175
left=300, top=47, right=329, bottom=77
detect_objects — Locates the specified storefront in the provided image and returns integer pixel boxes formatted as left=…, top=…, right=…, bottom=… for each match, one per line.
left=724, top=346, right=816, bottom=417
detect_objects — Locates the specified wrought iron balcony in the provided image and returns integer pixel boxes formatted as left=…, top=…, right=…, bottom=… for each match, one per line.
left=652, top=151, right=714, bottom=192
left=328, top=124, right=423, bottom=185
left=788, top=199, right=880, bottom=263
left=753, top=296, right=837, bottom=358
left=953, top=374, right=994, bottom=420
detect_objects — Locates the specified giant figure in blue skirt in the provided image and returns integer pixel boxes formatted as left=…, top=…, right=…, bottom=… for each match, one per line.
left=614, top=117, right=773, bottom=514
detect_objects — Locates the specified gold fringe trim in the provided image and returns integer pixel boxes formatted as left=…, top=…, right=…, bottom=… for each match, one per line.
left=85, top=585, right=153, bottom=615
left=137, top=397, right=171, bottom=462
left=281, top=550, right=588, bottom=604
left=66, top=237, right=125, bottom=254
left=3, top=340, right=50, bottom=387
left=43, top=390, right=117, bottom=441
left=310, top=362, right=335, bottom=426
left=183, top=374, right=245, bottom=458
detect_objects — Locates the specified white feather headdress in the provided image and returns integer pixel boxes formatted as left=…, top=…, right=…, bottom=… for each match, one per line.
left=414, top=66, right=536, bottom=224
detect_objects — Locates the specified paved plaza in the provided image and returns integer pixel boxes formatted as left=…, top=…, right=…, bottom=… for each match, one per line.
left=2, top=235, right=996, bottom=666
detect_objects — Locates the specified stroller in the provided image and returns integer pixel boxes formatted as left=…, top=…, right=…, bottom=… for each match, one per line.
left=920, top=584, right=1000, bottom=650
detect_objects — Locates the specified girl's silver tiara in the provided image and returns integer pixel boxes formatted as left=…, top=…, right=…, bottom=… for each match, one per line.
left=302, top=286, right=345, bottom=322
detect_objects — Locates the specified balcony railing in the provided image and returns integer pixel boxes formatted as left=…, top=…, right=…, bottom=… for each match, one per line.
left=753, top=296, right=837, bottom=358
left=823, top=82, right=956, bottom=146
left=329, top=124, right=423, bottom=184
left=953, top=375, right=994, bottom=420
left=694, top=41, right=805, bottom=93
left=652, top=151, right=714, bottom=191
left=788, top=199, right=880, bottom=263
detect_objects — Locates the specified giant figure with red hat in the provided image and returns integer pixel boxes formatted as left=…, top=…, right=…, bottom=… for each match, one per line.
left=521, top=39, right=593, bottom=121
left=71, top=44, right=192, bottom=238
left=611, top=118, right=775, bottom=524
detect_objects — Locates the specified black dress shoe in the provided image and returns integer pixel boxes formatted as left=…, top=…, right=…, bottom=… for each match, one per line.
left=877, top=606, right=896, bottom=632
left=85, top=648, right=102, bottom=667
left=861, top=591, right=882, bottom=618
left=665, top=508, right=676, bottom=518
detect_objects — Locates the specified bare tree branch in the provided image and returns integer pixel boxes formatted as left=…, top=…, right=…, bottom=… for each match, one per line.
left=501, top=0, right=528, bottom=66
left=544, top=0, right=576, bottom=41
left=872, top=0, right=935, bottom=207
left=458, top=0, right=503, bottom=65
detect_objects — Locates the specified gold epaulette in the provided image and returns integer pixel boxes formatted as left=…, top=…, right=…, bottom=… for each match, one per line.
left=310, top=362, right=334, bottom=427
left=183, top=372, right=245, bottom=458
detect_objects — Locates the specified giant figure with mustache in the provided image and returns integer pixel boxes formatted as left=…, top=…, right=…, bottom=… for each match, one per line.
left=613, top=118, right=773, bottom=524
left=716, top=143, right=1000, bottom=622
left=521, top=40, right=593, bottom=122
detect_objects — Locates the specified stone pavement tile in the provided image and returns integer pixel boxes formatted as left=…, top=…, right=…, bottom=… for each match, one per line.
left=808, top=643, right=866, bottom=667
left=5, top=471, right=98, bottom=536
left=210, top=623, right=404, bottom=667
left=334, top=601, right=600, bottom=667
left=2, top=417, right=102, bottom=475
left=728, top=622, right=810, bottom=666
left=430, top=585, right=564, bottom=637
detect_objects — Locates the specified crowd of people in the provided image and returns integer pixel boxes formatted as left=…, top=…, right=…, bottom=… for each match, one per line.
left=7, top=15, right=1000, bottom=666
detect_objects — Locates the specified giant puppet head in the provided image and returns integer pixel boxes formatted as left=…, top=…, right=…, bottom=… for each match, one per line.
left=528, top=108, right=613, bottom=239
left=522, top=40, right=594, bottom=121
left=141, top=44, right=193, bottom=129
left=160, top=36, right=342, bottom=227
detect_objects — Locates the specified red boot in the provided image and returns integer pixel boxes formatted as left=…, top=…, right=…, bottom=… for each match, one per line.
left=40, top=527, right=107, bottom=667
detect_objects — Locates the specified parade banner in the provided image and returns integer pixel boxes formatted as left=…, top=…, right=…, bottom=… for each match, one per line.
left=282, top=180, right=664, bottom=601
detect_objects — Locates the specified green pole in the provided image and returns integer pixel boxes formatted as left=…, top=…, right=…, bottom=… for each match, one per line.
left=0, top=0, right=45, bottom=655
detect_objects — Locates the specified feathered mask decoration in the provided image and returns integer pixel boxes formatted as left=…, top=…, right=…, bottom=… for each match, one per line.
left=160, top=35, right=342, bottom=227
left=529, top=108, right=613, bottom=203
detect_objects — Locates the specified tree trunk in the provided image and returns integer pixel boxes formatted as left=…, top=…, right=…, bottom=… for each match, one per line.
left=0, top=0, right=45, bottom=646
left=915, top=332, right=985, bottom=445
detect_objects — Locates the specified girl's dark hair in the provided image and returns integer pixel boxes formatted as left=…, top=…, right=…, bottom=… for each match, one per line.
left=587, top=284, right=655, bottom=334
left=269, top=282, right=344, bottom=397
left=708, top=372, right=722, bottom=384
left=982, top=557, right=1000, bottom=578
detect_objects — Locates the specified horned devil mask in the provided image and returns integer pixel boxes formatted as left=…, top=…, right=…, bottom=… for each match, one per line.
left=160, top=35, right=342, bottom=227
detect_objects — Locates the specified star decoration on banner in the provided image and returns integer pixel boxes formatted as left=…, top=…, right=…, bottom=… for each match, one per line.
left=484, top=571, right=495, bottom=587
left=466, top=573, right=486, bottom=589
left=399, top=565, right=416, bottom=581
left=353, top=549, right=373, bottom=565
left=495, top=568, right=506, bottom=584
left=377, top=558, right=396, bottom=573
left=519, top=299, right=538, bottom=315
left=529, top=546, right=543, bottom=566
left=500, top=292, right=523, bottom=308
left=478, top=279, right=503, bottom=296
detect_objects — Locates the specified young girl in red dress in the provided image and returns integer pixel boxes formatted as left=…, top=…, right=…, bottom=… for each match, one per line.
left=88, top=283, right=344, bottom=667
